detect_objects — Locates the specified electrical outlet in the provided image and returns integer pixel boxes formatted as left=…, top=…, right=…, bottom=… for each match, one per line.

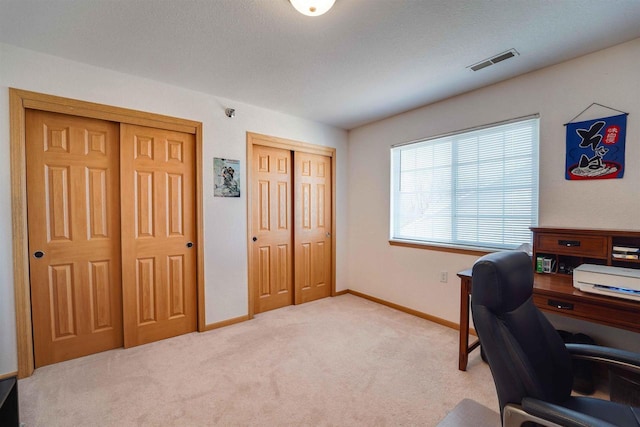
left=440, top=271, right=448, bottom=283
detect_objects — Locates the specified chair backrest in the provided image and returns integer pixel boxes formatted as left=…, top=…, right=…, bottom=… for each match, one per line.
left=471, top=250, right=574, bottom=414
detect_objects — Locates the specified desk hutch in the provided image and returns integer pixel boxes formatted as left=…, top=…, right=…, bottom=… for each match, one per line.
left=457, top=227, right=640, bottom=371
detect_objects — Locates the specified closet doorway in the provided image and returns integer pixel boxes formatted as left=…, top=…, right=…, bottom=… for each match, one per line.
left=247, top=133, right=336, bottom=316
left=10, top=89, right=205, bottom=376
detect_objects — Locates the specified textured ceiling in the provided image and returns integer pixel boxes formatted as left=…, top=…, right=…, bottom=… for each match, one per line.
left=2, top=0, right=640, bottom=129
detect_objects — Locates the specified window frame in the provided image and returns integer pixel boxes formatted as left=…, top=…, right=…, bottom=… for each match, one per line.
left=389, top=114, right=540, bottom=252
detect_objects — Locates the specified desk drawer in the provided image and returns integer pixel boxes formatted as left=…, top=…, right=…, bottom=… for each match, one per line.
left=533, top=294, right=640, bottom=331
left=536, top=233, right=608, bottom=258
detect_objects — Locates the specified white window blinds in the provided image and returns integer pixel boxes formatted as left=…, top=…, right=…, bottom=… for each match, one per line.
left=390, top=116, right=539, bottom=250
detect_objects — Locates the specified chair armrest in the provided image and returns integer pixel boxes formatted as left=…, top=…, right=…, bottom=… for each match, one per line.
left=566, top=343, right=640, bottom=375
left=522, top=397, right=619, bottom=427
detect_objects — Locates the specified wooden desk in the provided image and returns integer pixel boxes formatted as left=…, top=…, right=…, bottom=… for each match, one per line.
left=457, top=269, right=640, bottom=371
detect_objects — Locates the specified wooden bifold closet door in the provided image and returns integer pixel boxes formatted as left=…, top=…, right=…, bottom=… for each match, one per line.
left=251, top=145, right=294, bottom=314
left=26, top=111, right=197, bottom=367
left=26, top=110, right=123, bottom=367
left=250, top=142, right=333, bottom=314
left=294, top=151, right=332, bottom=305
left=120, top=124, right=197, bottom=348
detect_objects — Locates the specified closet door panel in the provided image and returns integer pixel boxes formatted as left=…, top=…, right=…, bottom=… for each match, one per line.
left=26, top=110, right=122, bottom=367
left=120, top=124, right=197, bottom=347
left=294, top=152, right=332, bottom=304
left=250, top=145, right=293, bottom=313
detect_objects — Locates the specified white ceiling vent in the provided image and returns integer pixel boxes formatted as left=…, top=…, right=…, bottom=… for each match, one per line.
left=468, top=49, right=520, bottom=71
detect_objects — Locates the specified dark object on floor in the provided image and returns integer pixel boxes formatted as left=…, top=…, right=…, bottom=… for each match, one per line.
left=0, top=376, right=19, bottom=427
left=557, top=330, right=596, bottom=395
left=471, top=250, right=640, bottom=427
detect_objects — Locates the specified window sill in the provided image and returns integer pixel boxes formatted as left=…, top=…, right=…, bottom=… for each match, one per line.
left=388, top=239, right=494, bottom=256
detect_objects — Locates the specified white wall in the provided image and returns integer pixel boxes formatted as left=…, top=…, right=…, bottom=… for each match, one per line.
left=0, top=43, right=349, bottom=375
left=347, top=38, right=640, bottom=351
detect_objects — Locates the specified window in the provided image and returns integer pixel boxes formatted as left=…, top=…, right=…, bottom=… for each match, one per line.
left=390, top=116, right=539, bottom=250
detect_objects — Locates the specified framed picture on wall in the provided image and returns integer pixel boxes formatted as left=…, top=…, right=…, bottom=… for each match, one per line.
left=214, top=158, right=240, bottom=197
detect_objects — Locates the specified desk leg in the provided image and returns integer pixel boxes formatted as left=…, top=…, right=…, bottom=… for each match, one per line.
left=459, top=276, right=471, bottom=371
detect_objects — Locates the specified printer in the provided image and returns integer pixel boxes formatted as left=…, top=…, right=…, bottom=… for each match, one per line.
left=573, top=264, right=640, bottom=301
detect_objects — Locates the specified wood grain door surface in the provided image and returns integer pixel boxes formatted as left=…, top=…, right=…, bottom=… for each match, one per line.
left=27, top=112, right=198, bottom=366
left=120, top=124, right=197, bottom=347
left=251, top=145, right=294, bottom=313
left=294, top=152, right=332, bottom=304
left=26, top=110, right=123, bottom=367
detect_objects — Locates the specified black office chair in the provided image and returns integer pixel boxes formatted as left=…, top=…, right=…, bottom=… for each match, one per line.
left=471, top=250, right=640, bottom=427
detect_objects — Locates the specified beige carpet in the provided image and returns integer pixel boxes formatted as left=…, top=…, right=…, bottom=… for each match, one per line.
left=19, top=294, right=498, bottom=426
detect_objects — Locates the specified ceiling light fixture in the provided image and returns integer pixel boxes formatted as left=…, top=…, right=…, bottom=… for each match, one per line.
left=290, top=0, right=336, bottom=17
